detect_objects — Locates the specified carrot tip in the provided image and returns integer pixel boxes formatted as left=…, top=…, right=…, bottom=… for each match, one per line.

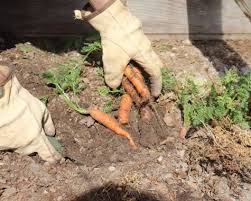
left=179, top=127, right=187, bottom=140
left=89, top=107, right=137, bottom=149
left=129, top=140, right=137, bottom=149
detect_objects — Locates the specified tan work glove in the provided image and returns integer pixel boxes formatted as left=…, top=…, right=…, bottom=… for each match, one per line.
left=0, top=65, right=62, bottom=162
left=235, top=0, right=251, bottom=20
left=75, top=0, right=163, bottom=97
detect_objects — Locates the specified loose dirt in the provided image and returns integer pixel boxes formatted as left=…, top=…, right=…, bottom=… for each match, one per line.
left=0, top=38, right=251, bottom=201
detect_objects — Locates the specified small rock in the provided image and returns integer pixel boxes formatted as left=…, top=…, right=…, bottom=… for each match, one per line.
left=164, top=173, right=173, bottom=180
left=163, top=113, right=175, bottom=127
left=163, top=111, right=181, bottom=127
left=186, top=180, right=198, bottom=190
left=180, top=162, right=188, bottom=172
left=60, top=158, right=66, bottom=164
left=68, top=51, right=82, bottom=57
left=82, top=78, right=90, bottom=84
left=178, top=150, right=185, bottom=158
left=117, top=187, right=122, bottom=191
left=3, top=155, right=9, bottom=161
left=50, top=187, right=56, bottom=193
left=241, top=183, right=251, bottom=201
left=43, top=190, right=49, bottom=194
left=30, top=163, right=41, bottom=174
left=0, top=178, right=7, bottom=184
left=108, top=166, right=116, bottom=172
left=169, top=52, right=176, bottom=58
left=215, top=177, right=232, bottom=200
left=157, top=156, right=163, bottom=163
left=176, top=170, right=187, bottom=179
left=1, top=187, right=17, bottom=197
left=79, top=116, right=95, bottom=128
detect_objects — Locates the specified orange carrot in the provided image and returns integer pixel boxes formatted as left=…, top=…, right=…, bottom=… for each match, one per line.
left=89, top=107, right=137, bottom=149
left=124, top=65, right=151, bottom=102
left=122, top=77, right=142, bottom=108
left=132, top=66, right=144, bottom=82
left=118, top=94, right=133, bottom=124
left=179, top=127, right=187, bottom=140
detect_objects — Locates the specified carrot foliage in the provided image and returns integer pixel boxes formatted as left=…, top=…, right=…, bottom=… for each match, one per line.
left=162, top=67, right=251, bottom=129
left=42, top=59, right=88, bottom=114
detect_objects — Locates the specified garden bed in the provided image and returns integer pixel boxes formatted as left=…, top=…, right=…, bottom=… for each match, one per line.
left=0, top=38, right=250, bottom=201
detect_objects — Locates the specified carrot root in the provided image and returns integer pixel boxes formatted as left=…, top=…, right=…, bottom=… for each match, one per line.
left=118, top=94, right=133, bottom=124
left=132, top=66, right=144, bottom=82
left=89, top=107, right=137, bottom=149
left=124, top=65, right=151, bottom=103
left=122, top=78, right=142, bottom=108
left=86, top=65, right=153, bottom=149
left=179, top=127, right=187, bottom=140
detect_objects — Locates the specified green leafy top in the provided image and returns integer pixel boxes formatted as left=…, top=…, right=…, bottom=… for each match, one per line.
left=97, top=86, right=124, bottom=97
left=42, top=59, right=88, bottom=114
left=81, top=41, right=102, bottom=55
left=161, top=68, right=176, bottom=93
left=174, top=68, right=251, bottom=129
left=42, top=59, right=85, bottom=95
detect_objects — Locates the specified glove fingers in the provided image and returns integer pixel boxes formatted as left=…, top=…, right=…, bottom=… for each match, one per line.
left=35, top=131, right=62, bottom=163
left=14, top=77, right=55, bottom=136
left=16, top=131, right=62, bottom=163
left=133, top=49, right=163, bottom=97
left=43, top=108, right=56, bottom=137
left=15, top=146, right=35, bottom=156
left=102, top=41, right=130, bottom=89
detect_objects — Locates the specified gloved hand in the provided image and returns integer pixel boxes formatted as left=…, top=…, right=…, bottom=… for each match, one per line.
left=235, top=0, right=251, bottom=20
left=0, top=65, right=62, bottom=162
left=75, top=0, right=163, bottom=97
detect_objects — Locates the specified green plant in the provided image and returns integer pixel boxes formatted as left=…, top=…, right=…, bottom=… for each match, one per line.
left=210, top=68, right=251, bottom=128
left=97, top=86, right=124, bottom=97
left=178, top=79, right=213, bottom=128
left=81, top=41, right=102, bottom=60
left=44, top=59, right=85, bottom=95
left=16, top=43, right=33, bottom=54
left=161, top=68, right=176, bottom=93
left=42, top=59, right=88, bottom=114
left=176, top=68, right=251, bottom=129
left=96, top=67, right=104, bottom=77
left=102, top=99, right=113, bottom=113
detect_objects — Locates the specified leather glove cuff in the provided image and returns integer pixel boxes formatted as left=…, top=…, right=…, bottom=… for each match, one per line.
left=74, top=0, right=117, bottom=21
left=235, top=0, right=251, bottom=20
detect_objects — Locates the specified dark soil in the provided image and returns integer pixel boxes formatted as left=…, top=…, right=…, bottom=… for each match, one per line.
left=0, top=38, right=251, bottom=201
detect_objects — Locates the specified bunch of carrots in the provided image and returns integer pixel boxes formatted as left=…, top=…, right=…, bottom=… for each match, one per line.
left=88, top=64, right=151, bottom=149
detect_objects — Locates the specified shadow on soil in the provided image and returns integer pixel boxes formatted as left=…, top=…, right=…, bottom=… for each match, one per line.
left=0, top=34, right=103, bottom=68
left=73, top=183, right=164, bottom=201
left=187, top=0, right=249, bottom=72
left=0, top=34, right=93, bottom=53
